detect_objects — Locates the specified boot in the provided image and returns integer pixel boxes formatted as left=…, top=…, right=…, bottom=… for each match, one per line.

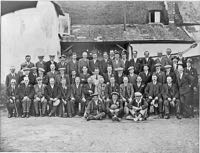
left=26, top=113, right=29, bottom=118
left=22, top=113, right=26, bottom=118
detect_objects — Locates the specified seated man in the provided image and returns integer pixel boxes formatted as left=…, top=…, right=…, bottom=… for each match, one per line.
left=60, top=78, right=74, bottom=117
left=120, top=77, right=134, bottom=115
left=107, top=92, right=123, bottom=121
left=126, top=92, right=148, bottom=121
left=84, top=93, right=106, bottom=121
left=44, top=77, right=61, bottom=117
left=33, top=77, right=47, bottom=117
left=18, top=76, right=34, bottom=118
left=97, top=77, right=107, bottom=102
left=83, top=77, right=95, bottom=106
left=145, top=74, right=163, bottom=118
left=133, top=75, right=146, bottom=96
left=6, top=79, right=20, bottom=118
left=162, top=76, right=181, bottom=119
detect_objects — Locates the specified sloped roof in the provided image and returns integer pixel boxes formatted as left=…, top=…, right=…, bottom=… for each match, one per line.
left=61, top=23, right=193, bottom=42
left=177, top=1, right=200, bottom=24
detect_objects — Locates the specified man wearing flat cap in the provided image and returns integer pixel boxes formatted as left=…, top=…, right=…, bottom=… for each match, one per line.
left=57, top=54, right=68, bottom=71
left=125, top=92, right=148, bottom=121
left=89, top=50, right=101, bottom=74
left=84, top=93, right=106, bottom=121
left=129, top=50, right=141, bottom=75
left=36, top=55, right=46, bottom=70
left=112, top=50, right=124, bottom=73
left=34, top=77, right=47, bottom=117
left=153, top=63, right=165, bottom=84
left=45, top=55, right=58, bottom=73
left=5, top=66, right=20, bottom=87
left=106, top=92, right=123, bottom=121
left=20, top=55, right=35, bottom=70
left=55, top=67, right=70, bottom=86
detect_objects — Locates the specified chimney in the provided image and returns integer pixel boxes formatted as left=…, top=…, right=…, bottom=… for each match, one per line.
left=164, top=1, right=176, bottom=24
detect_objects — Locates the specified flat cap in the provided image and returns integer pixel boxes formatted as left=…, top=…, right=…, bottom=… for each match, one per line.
left=164, top=65, right=172, bottom=69
left=38, top=67, right=45, bottom=72
left=38, top=55, right=44, bottom=58
left=155, top=63, right=162, bottom=67
left=58, top=67, right=66, bottom=71
left=111, top=92, right=119, bottom=96
left=23, top=67, right=30, bottom=71
left=128, top=66, right=134, bottom=71
left=135, top=92, right=142, bottom=97
left=115, top=67, right=124, bottom=71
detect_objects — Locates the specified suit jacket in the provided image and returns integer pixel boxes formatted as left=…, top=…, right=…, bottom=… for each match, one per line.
left=133, top=83, right=145, bottom=95
left=5, top=73, right=20, bottom=87
left=103, top=72, right=114, bottom=83
left=177, top=73, right=193, bottom=95
left=83, top=84, right=95, bottom=100
left=122, top=59, right=129, bottom=75
left=20, top=62, right=35, bottom=69
left=79, top=73, right=91, bottom=84
left=6, top=85, right=19, bottom=99
left=128, top=74, right=137, bottom=86
left=89, top=59, right=101, bottom=74
left=55, top=74, right=70, bottom=86
left=86, top=99, right=105, bottom=115
left=71, top=84, right=84, bottom=99
left=120, top=83, right=134, bottom=99
left=145, top=82, right=162, bottom=98
left=155, top=57, right=166, bottom=67
left=47, top=71, right=59, bottom=81
left=141, top=57, right=155, bottom=72
left=128, top=98, right=148, bottom=110
left=44, top=84, right=61, bottom=101
left=164, top=71, right=177, bottom=84
left=60, top=86, right=71, bottom=100
left=139, top=71, right=152, bottom=85
left=184, top=67, right=198, bottom=87
left=35, top=61, right=46, bottom=69
left=97, top=83, right=107, bottom=99
left=100, top=59, right=113, bottom=74
left=34, top=84, right=46, bottom=98
left=78, top=58, right=89, bottom=74
left=162, top=55, right=173, bottom=66
left=114, top=73, right=124, bottom=85
left=29, top=72, right=38, bottom=85
left=45, top=61, right=58, bottom=73
left=153, top=71, right=165, bottom=84
left=162, top=83, right=179, bottom=100
left=128, top=58, right=141, bottom=74
left=18, top=83, right=34, bottom=100
left=67, top=60, right=78, bottom=74
left=57, top=61, right=67, bottom=69
left=105, top=83, right=120, bottom=99
left=112, top=59, right=124, bottom=71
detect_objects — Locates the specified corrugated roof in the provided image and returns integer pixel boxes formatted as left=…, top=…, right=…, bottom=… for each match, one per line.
left=61, top=24, right=193, bottom=42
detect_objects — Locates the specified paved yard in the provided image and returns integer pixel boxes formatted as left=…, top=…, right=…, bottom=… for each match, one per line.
left=0, top=110, right=199, bottom=153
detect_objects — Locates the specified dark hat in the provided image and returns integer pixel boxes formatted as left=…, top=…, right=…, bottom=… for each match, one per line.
left=187, top=58, right=192, bottom=63
left=38, top=67, right=45, bottom=72
left=31, top=67, right=37, bottom=70
left=91, top=92, right=98, bottom=97
left=111, top=92, right=119, bottom=96
left=172, top=56, right=179, bottom=61
left=36, top=77, right=42, bottom=81
left=38, top=55, right=44, bottom=58
left=135, top=92, right=142, bottom=97
left=164, top=65, right=172, bottom=69
left=166, top=48, right=172, bottom=53
left=23, top=67, right=30, bottom=71
left=115, top=67, right=124, bottom=71
left=61, top=54, right=66, bottom=58
left=155, top=63, right=162, bottom=67
left=25, top=55, right=31, bottom=58
left=128, top=66, right=134, bottom=71
left=58, top=67, right=66, bottom=71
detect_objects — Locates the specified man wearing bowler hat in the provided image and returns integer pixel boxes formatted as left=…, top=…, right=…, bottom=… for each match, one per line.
left=55, top=67, right=70, bottom=86
left=153, top=63, right=165, bottom=84
left=84, top=93, right=106, bottom=121
left=36, top=55, right=46, bottom=70
left=45, top=55, right=58, bottom=73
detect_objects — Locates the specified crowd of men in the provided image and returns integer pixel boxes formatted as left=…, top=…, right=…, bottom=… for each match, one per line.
left=5, top=48, right=199, bottom=121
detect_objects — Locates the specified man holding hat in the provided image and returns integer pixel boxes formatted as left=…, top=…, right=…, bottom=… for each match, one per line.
left=45, top=55, right=58, bottom=73
left=162, top=76, right=181, bottom=119
left=6, top=79, right=21, bottom=118
left=5, top=66, right=20, bottom=87
left=106, top=92, right=123, bottom=121
left=145, top=74, right=163, bottom=118
left=84, top=93, right=106, bottom=121
left=20, top=55, right=35, bottom=70
left=126, top=92, right=148, bottom=121
left=44, top=77, right=61, bottom=117
left=36, top=55, right=46, bottom=70
left=153, top=63, right=165, bottom=84
left=34, top=77, right=47, bottom=117
left=89, top=50, right=101, bottom=74
left=112, top=50, right=124, bottom=72
left=18, top=76, right=34, bottom=118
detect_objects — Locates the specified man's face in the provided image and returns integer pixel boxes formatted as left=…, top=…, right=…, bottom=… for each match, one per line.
left=49, top=78, right=55, bottom=85
left=156, top=66, right=161, bottom=71
left=50, top=64, right=55, bottom=71
left=88, top=78, right=93, bottom=84
left=25, top=57, right=31, bottom=62
left=11, top=80, right=16, bottom=86
left=135, top=96, right=141, bottom=101
left=50, top=56, right=55, bottom=61
left=123, top=77, right=128, bottom=84
left=38, top=71, right=43, bottom=76
left=112, top=94, right=118, bottom=101
left=61, top=79, right=66, bottom=85
left=72, top=54, right=77, bottom=60
left=136, top=76, right=142, bottom=83
left=129, top=69, right=134, bottom=73
left=72, top=71, right=76, bottom=75
left=122, top=54, right=126, bottom=59
left=75, top=77, right=80, bottom=84
left=60, top=70, right=65, bottom=75
left=186, top=62, right=191, bottom=67
left=166, top=48, right=172, bottom=55
left=144, top=51, right=149, bottom=57
left=166, top=68, right=171, bottom=72
left=10, top=68, right=15, bottom=73
left=93, top=53, right=97, bottom=59
left=24, top=77, right=29, bottom=84
left=167, top=77, right=172, bottom=84
left=103, top=53, right=108, bottom=59
left=37, top=79, right=42, bottom=85
left=178, top=66, right=183, bottom=73
left=110, top=51, right=114, bottom=57
left=118, top=70, right=123, bottom=75
left=152, top=75, right=157, bottom=81
left=93, top=95, right=98, bottom=101
left=82, top=66, right=88, bottom=73
left=99, top=77, right=104, bottom=84
left=82, top=52, right=87, bottom=58
left=110, top=77, right=115, bottom=84
left=61, top=57, right=65, bottom=62
left=38, top=57, right=43, bottom=61
left=94, top=69, right=99, bottom=75
left=115, top=54, right=119, bottom=59
left=107, top=67, right=112, bottom=72
left=143, top=65, right=149, bottom=71
left=24, top=70, right=30, bottom=76
left=173, top=59, right=178, bottom=64
left=133, top=51, right=137, bottom=58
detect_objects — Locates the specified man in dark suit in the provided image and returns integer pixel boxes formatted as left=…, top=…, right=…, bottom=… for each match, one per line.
left=18, top=76, right=34, bottom=118
left=141, top=51, right=155, bottom=73
left=162, top=48, right=173, bottom=66
left=121, top=51, right=129, bottom=75
left=78, top=52, right=89, bottom=75
left=103, top=65, right=115, bottom=84
left=162, top=76, right=181, bottom=119
left=139, top=64, right=152, bottom=87
left=153, top=63, right=165, bottom=84
left=100, top=52, right=112, bottom=74
left=164, top=65, right=177, bottom=84
left=44, top=77, right=61, bottom=117
left=5, top=66, right=20, bottom=87
left=29, top=67, right=38, bottom=85
left=6, top=79, right=21, bottom=118
left=84, top=93, right=106, bottom=121
left=67, top=52, right=78, bottom=75
left=89, top=51, right=101, bottom=74
left=35, top=55, right=46, bottom=70
left=114, top=67, right=124, bottom=85
left=55, top=68, right=70, bottom=86
left=79, top=66, right=91, bottom=85
left=112, top=50, right=124, bottom=72
left=20, top=55, right=35, bottom=70
left=133, top=75, right=146, bottom=96
left=177, top=65, right=194, bottom=117
left=71, top=77, right=86, bottom=116
left=129, top=50, right=141, bottom=74
left=57, top=54, right=68, bottom=71
left=145, top=74, right=163, bottom=118
left=83, top=77, right=95, bottom=106
left=38, top=68, right=48, bottom=85
left=46, top=64, right=59, bottom=81
left=45, top=55, right=58, bottom=73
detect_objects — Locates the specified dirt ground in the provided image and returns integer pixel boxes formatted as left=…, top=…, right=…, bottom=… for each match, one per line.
left=0, top=109, right=199, bottom=153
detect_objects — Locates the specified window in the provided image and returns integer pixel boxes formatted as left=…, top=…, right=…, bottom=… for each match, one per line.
left=149, top=11, right=161, bottom=23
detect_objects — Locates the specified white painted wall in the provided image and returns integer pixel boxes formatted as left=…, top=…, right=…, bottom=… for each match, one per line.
left=1, top=1, right=61, bottom=83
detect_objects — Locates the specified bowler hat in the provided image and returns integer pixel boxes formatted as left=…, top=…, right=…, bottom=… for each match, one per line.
left=128, top=66, right=134, bottom=71
left=155, top=63, right=161, bottom=67
left=164, top=65, right=172, bottom=69
left=135, top=92, right=142, bottom=97
left=38, top=68, right=45, bottom=72
left=111, top=92, right=119, bottom=96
